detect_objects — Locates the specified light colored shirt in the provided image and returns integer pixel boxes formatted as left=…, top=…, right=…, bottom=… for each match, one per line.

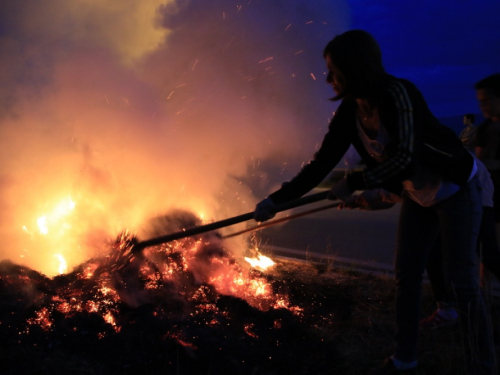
left=356, top=117, right=475, bottom=207
left=459, top=125, right=476, bottom=151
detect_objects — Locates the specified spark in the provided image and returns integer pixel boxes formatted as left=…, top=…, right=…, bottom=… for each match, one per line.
left=259, top=57, right=274, bottom=64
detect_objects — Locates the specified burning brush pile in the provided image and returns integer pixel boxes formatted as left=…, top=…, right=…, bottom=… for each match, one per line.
left=0, top=209, right=364, bottom=375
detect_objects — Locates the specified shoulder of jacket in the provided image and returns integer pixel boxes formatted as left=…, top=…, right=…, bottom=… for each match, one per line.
left=383, top=76, right=419, bottom=96
left=329, top=99, right=355, bottom=122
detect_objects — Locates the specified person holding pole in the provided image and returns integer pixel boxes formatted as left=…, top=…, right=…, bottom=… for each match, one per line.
left=254, top=30, right=496, bottom=374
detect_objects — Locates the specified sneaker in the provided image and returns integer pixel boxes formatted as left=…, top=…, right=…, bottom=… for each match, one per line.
left=419, top=310, right=458, bottom=330
left=368, top=358, right=418, bottom=375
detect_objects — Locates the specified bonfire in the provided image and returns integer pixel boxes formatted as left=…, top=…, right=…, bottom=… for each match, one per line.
left=0, top=209, right=345, bottom=375
left=2, top=201, right=492, bottom=375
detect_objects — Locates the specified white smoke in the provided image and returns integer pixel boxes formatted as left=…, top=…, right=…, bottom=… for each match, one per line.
left=0, top=0, right=349, bottom=275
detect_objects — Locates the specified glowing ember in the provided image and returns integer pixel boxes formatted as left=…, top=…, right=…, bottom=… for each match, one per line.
left=0, top=224, right=352, bottom=375
left=103, top=311, right=120, bottom=333
left=27, top=307, right=53, bottom=331
left=1, top=207, right=318, bottom=375
left=244, top=323, right=258, bottom=338
left=8, top=220, right=301, bottom=341
left=245, top=254, right=275, bottom=270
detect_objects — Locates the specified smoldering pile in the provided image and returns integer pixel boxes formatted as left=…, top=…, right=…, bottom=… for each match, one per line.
left=0, top=210, right=356, bottom=375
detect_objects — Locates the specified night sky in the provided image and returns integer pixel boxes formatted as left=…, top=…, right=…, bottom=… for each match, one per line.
left=348, top=0, right=500, bottom=121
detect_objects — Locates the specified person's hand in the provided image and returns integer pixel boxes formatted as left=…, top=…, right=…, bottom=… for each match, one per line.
left=339, top=190, right=396, bottom=211
left=352, top=190, right=380, bottom=208
left=254, top=197, right=277, bottom=222
left=327, top=177, right=353, bottom=202
left=338, top=195, right=361, bottom=209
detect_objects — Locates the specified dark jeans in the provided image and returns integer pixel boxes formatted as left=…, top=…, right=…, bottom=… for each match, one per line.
left=479, top=206, right=500, bottom=279
left=394, top=176, right=496, bottom=374
left=427, top=206, right=500, bottom=303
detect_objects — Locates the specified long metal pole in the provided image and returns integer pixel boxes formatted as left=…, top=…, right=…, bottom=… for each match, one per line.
left=133, top=190, right=330, bottom=251
left=222, top=201, right=341, bottom=239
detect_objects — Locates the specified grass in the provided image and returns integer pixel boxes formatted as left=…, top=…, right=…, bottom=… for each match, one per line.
left=268, top=260, right=499, bottom=375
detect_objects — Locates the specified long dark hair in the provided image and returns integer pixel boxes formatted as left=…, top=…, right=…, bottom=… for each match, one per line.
left=323, top=30, right=385, bottom=101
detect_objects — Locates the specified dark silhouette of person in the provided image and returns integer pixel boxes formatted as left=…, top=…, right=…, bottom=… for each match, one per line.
left=475, top=73, right=500, bottom=221
left=459, top=113, right=477, bottom=151
left=254, top=30, right=496, bottom=374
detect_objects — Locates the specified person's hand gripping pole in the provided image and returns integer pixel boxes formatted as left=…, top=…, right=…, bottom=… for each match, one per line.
left=254, top=197, right=277, bottom=222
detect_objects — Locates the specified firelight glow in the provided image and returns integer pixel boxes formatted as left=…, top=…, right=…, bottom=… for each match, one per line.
left=244, top=254, right=275, bottom=270
left=37, top=216, right=49, bottom=235
left=36, top=197, right=76, bottom=236
left=54, top=253, right=68, bottom=274
left=22, top=196, right=78, bottom=275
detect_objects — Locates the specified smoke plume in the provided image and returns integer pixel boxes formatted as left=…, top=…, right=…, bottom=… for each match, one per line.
left=0, top=0, right=349, bottom=275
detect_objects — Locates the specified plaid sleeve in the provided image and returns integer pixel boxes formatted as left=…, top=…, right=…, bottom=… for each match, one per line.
left=363, top=81, right=415, bottom=188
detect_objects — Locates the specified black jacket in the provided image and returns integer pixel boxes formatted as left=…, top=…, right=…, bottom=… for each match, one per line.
left=270, top=75, right=473, bottom=205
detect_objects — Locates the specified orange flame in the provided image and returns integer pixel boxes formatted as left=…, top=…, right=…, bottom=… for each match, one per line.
left=54, top=254, right=68, bottom=274
left=36, top=197, right=76, bottom=236
left=244, top=254, right=275, bottom=270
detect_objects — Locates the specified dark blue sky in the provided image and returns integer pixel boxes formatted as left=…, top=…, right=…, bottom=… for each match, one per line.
left=347, top=0, right=500, bottom=119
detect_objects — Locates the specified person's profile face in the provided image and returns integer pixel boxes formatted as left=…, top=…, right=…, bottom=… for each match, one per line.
left=477, top=88, right=500, bottom=120
left=325, top=56, right=346, bottom=97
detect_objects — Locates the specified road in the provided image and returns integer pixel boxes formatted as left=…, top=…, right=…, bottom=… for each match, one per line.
left=255, top=199, right=401, bottom=271
left=254, top=199, right=500, bottom=296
